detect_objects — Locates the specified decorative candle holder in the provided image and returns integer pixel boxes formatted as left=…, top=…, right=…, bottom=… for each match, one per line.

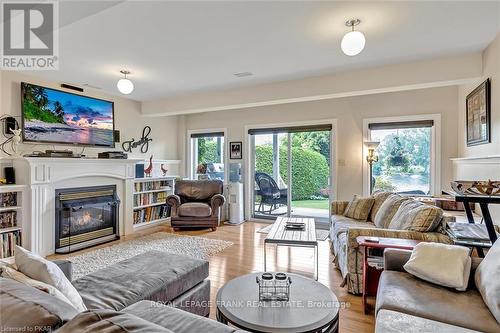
left=256, top=272, right=292, bottom=301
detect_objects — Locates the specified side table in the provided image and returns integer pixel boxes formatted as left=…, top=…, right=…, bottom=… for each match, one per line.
left=356, top=236, right=421, bottom=314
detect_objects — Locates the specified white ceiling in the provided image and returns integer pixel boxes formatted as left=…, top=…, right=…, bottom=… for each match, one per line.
left=23, top=1, right=500, bottom=101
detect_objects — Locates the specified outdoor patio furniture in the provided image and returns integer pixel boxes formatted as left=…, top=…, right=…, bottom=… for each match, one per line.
left=255, top=172, right=288, bottom=214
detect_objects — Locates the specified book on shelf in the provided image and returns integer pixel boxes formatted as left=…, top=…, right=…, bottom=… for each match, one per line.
left=0, top=230, right=21, bottom=259
left=0, top=192, right=17, bottom=207
left=134, top=180, right=170, bottom=192
left=133, top=205, right=170, bottom=224
left=134, top=192, right=168, bottom=207
left=0, top=211, right=17, bottom=229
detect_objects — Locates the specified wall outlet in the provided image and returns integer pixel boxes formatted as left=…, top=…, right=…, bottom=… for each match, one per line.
left=338, top=159, right=346, bottom=167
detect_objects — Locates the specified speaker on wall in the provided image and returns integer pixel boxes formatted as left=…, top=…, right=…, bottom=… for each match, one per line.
left=4, top=167, right=15, bottom=184
left=4, top=117, right=18, bottom=135
left=114, top=130, right=121, bottom=143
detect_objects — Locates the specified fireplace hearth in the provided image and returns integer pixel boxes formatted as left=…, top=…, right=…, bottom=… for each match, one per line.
left=55, top=185, right=120, bottom=253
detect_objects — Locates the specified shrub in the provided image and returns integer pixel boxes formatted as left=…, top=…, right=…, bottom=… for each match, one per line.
left=255, top=145, right=329, bottom=200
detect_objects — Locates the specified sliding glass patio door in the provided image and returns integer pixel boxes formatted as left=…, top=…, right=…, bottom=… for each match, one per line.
left=250, top=125, right=332, bottom=225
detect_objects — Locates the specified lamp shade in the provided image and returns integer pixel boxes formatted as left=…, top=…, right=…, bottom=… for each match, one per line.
left=117, top=78, right=134, bottom=94
left=364, top=141, right=380, bottom=149
left=341, top=30, right=366, bottom=56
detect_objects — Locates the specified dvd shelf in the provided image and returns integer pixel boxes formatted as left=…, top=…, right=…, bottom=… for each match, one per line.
left=0, top=185, right=26, bottom=260
left=133, top=177, right=175, bottom=229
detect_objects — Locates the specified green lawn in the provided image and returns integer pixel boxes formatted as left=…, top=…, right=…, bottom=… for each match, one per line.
left=291, top=199, right=329, bottom=210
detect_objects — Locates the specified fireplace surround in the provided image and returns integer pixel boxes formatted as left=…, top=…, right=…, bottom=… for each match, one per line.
left=55, top=185, right=120, bottom=253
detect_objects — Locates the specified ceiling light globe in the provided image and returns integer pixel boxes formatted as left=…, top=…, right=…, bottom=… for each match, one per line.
left=117, top=78, right=134, bottom=94
left=341, top=30, right=366, bottom=56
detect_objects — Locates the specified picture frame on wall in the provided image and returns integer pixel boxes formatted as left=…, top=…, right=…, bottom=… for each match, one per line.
left=230, top=141, right=242, bottom=159
left=466, top=79, right=491, bottom=146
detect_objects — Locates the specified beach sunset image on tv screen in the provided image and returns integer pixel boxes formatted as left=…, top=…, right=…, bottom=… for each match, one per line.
left=21, top=83, right=114, bottom=147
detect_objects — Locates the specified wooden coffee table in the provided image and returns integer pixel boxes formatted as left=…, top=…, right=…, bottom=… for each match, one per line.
left=264, top=217, right=318, bottom=280
left=356, top=236, right=421, bottom=314
left=216, top=272, right=339, bottom=332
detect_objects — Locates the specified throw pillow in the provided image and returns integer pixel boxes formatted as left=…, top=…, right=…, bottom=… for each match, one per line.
left=475, top=239, right=500, bottom=323
left=1, top=265, right=75, bottom=308
left=14, top=246, right=87, bottom=312
left=369, top=191, right=392, bottom=222
left=404, top=242, right=472, bottom=291
left=343, top=195, right=375, bottom=221
left=373, top=194, right=409, bottom=228
left=388, top=200, right=443, bottom=232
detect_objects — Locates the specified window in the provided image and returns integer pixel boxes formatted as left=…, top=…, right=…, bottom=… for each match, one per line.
left=367, top=120, right=434, bottom=195
left=190, top=132, right=225, bottom=181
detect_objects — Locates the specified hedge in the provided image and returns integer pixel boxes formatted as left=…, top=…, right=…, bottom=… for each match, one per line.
left=255, top=145, right=329, bottom=200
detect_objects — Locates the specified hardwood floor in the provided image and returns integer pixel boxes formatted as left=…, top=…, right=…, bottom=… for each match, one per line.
left=51, top=222, right=375, bottom=333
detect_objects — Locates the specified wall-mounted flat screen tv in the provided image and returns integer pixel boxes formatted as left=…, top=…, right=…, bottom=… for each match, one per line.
left=21, top=82, right=115, bottom=147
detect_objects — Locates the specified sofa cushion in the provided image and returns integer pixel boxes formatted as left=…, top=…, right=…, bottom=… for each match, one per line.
left=343, top=195, right=375, bottom=221
left=373, top=194, right=409, bottom=228
left=370, top=191, right=392, bottom=222
left=1, top=265, right=75, bottom=307
left=330, top=215, right=375, bottom=239
left=73, top=251, right=209, bottom=311
left=388, top=200, right=443, bottom=232
left=376, top=271, right=500, bottom=332
left=376, top=309, right=481, bottom=333
left=123, top=301, right=244, bottom=333
left=475, top=239, right=500, bottom=323
left=56, top=309, right=175, bottom=333
left=0, top=277, right=78, bottom=331
left=178, top=202, right=212, bottom=217
left=14, top=245, right=87, bottom=312
left=403, top=243, right=471, bottom=291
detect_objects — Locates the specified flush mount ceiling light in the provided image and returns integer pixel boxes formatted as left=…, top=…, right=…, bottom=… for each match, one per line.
left=341, top=19, right=366, bottom=56
left=117, top=70, right=134, bottom=94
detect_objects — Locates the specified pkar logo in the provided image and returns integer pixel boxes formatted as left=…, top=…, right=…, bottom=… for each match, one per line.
left=1, top=1, right=59, bottom=70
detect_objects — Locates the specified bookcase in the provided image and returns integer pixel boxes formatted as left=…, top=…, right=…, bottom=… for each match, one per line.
left=133, top=177, right=176, bottom=229
left=0, top=184, right=27, bottom=261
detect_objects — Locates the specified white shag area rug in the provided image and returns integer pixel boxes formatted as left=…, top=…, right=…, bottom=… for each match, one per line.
left=66, top=232, right=233, bottom=280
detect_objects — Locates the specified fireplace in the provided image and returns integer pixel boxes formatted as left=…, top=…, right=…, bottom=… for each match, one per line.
left=55, top=185, right=120, bottom=253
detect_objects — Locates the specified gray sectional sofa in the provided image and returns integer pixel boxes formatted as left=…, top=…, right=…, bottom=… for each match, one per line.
left=0, top=251, right=247, bottom=332
left=375, top=248, right=500, bottom=333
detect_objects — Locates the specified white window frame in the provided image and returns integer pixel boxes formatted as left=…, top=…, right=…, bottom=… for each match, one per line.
left=362, top=114, right=441, bottom=197
left=187, top=128, right=228, bottom=182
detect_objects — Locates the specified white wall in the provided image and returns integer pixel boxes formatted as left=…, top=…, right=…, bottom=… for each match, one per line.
left=179, top=86, right=459, bottom=201
left=455, top=33, right=500, bottom=223
left=0, top=71, right=178, bottom=160
left=143, top=53, right=480, bottom=116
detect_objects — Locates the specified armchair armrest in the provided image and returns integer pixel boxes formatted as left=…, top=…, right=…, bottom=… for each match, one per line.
left=383, top=249, right=412, bottom=272
left=166, top=195, right=181, bottom=217
left=331, top=200, right=349, bottom=215
left=52, top=259, right=73, bottom=281
left=211, top=194, right=225, bottom=217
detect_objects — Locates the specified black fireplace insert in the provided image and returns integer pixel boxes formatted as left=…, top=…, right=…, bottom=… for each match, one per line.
left=55, top=185, right=120, bottom=253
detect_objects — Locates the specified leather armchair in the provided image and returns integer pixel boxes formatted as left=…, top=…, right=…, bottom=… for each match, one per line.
left=167, top=180, right=225, bottom=231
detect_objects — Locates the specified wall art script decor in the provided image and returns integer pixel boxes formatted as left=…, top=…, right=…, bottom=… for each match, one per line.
left=122, top=126, right=153, bottom=153
left=466, top=79, right=491, bottom=146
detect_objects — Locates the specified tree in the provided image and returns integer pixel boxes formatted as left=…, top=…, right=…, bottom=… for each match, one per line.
left=281, top=131, right=330, bottom=164
left=384, top=135, right=410, bottom=172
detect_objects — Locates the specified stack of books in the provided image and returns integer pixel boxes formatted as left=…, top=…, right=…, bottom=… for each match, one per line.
left=446, top=222, right=494, bottom=246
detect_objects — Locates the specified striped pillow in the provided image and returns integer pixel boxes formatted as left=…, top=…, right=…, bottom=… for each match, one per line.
left=370, top=191, right=392, bottom=222
left=388, top=200, right=443, bottom=232
left=373, top=194, right=410, bottom=228
left=343, top=195, right=375, bottom=221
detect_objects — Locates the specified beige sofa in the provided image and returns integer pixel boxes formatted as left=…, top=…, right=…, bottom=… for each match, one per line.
left=329, top=192, right=454, bottom=294
left=375, top=248, right=500, bottom=333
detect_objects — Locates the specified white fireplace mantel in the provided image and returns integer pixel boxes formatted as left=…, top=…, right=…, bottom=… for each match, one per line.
left=12, top=157, right=142, bottom=256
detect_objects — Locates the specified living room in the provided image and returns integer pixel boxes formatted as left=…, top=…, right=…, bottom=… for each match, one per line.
left=0, top=1, right=499, bottom=332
